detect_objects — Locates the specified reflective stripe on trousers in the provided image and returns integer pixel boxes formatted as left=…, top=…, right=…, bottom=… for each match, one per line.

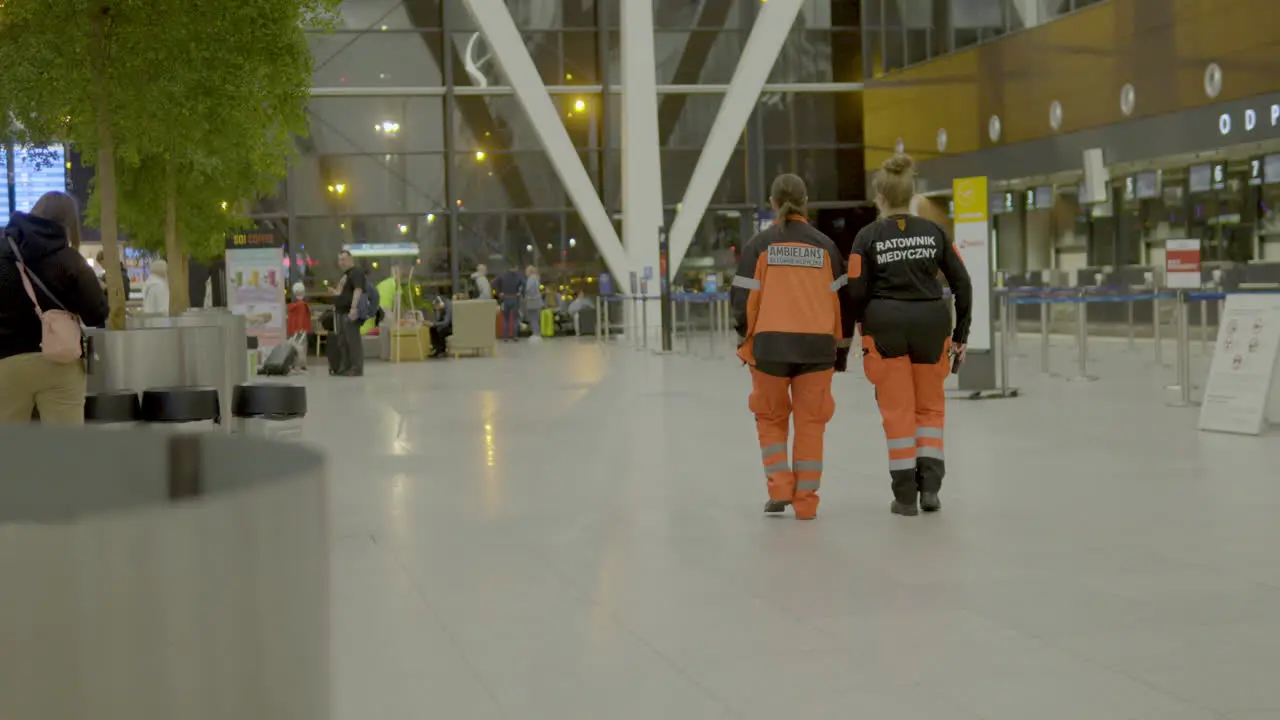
left=886, top=436, right=916, bottom=471
left=916, top=426, right=944, bottom=460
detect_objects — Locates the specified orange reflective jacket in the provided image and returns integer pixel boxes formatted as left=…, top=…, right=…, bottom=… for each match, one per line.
left=731, top=216, right=856, bottom=366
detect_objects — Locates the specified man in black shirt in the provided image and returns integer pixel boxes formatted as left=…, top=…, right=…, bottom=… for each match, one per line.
left=327, top=250, right=365, bottom=376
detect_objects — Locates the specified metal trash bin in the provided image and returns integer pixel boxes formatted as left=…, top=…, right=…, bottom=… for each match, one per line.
left=0, top=425, right=329, bottom=720
left=140, top=386, right=220, bottom=432
left=84, top=389, right=141, bottom=428
left=232, top=383, right=307, bottom=441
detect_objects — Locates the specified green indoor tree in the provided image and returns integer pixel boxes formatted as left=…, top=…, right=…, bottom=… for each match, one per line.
left=111, top=0, right=336, bottom=315
left=0, top=0, right=336, bottom=326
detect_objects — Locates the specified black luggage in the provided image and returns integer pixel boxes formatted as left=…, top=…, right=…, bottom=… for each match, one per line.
left=261, top=342, right=299, bottom=376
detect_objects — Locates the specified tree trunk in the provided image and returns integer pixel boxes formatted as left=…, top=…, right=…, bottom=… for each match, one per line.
left=164, top=159, right=190, bottom=315
left=91, top=4, right=126, bottom=331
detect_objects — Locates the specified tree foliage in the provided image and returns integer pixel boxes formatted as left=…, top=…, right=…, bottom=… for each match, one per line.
left=0, top=0, right=337, bottom=322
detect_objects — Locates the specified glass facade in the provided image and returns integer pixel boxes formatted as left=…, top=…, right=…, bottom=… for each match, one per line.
left=275, top=0, right=867, bottom=293
left=864, top=0, right=1108, bottom=76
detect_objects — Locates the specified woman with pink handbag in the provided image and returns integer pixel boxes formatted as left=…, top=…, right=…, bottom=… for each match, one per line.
left=0, top=191, right=109, bottom=425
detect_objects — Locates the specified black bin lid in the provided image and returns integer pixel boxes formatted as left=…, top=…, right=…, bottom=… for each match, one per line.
left=84, top=390, right=141, bottom=423
left=232, top=383, right=307, bottom=419
left=140, top=387, right=220, bottom=424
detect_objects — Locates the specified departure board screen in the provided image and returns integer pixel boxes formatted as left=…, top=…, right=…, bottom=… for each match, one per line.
left=0, top=148, right=9, bottom=229
left=12, top=145, right=67, bottom=214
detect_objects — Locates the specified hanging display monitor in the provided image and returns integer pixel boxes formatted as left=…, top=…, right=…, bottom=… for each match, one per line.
left=1189, top=164, right=1212, bottom=193
left=1034, top=186, right=1053, bottom=209
left=12, top=145, right=67, bottom=214
left=1134, top=170, right=1160, bottom=199
left=1264, top=154, right=1280, bottom=185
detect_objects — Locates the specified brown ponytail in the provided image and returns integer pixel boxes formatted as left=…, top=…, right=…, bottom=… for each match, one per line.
left=770, top=173, right=808, bottom=225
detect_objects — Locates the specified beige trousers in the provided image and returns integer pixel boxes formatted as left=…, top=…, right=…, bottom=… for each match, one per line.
left=0, top=352, right=87, bottom=426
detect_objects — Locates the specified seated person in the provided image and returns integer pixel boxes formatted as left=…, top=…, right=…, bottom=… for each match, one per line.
left=568, top=290, right=593, bottom=334
left=568, top=290, right=592, bottom=315
left=428, top=295, right=453, bottom=358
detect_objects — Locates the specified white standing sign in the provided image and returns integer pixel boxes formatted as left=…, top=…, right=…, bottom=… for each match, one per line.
left=1165, top=238, right=1202, bottom=290
left=1198, top=293, right=1280, bottom=435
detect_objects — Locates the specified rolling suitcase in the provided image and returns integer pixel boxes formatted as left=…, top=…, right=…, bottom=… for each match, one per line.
left=262, top=341, right=299, bottom=376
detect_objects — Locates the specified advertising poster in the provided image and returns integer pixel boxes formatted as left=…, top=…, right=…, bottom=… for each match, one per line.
left=952, top=176, right=991, bottom=351
left=225, top=230, right=286, bottom=356
left=1198, top=293, right=1280, bottom=435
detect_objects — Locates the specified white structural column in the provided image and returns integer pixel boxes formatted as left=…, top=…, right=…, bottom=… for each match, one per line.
left=619, top=0, right=664, bottom=286
left=461, top=0, right=629, bottom=281
left=666, top=0, right=805, bottom=277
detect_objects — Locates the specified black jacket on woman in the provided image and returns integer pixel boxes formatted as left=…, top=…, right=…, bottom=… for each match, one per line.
left=0, top=213, right=109, bottom=361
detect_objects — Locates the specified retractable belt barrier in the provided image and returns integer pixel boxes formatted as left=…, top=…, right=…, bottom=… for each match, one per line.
left=996, top=286, right=1280, bottom=394
left=595, top=293, right=733, bottom=356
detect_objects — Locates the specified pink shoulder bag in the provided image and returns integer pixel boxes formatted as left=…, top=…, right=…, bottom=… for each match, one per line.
left=7, top=238, right=83, bottom=364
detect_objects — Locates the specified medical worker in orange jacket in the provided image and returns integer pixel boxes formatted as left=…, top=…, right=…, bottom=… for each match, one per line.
left=845, top=154, right=973, bottom=516
left=732, top=174, right=857, bottom=520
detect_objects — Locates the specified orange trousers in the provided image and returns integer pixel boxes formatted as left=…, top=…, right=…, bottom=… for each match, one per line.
left=749, top=367, right=835, bottom=519
left=861, top=336, right=949, bottom=504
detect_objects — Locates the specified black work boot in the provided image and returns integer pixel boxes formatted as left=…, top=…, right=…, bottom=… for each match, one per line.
left=890, top=500, right=919, bottom=516
left=920, top=492, right=941, bottom=513
left=763, top=499, right=791, bottom=514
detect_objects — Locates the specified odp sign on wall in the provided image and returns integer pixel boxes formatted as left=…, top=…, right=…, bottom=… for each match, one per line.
left=1218, top=103, right=1280, bottom=136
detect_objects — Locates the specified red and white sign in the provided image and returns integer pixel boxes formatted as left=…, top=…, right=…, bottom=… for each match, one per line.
left=1165, top=239, right=1202, bottom=289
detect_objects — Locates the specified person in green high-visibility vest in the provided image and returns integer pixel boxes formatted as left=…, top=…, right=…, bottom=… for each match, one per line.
left=361, top=265, right=411, bottom=334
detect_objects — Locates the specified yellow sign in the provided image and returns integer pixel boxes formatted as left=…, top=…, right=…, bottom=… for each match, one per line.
left=953, top=176, right=988, bottom=223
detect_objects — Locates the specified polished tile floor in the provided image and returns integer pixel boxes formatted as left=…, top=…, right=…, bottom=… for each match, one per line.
left=302, top=335, right=1280, bottom=720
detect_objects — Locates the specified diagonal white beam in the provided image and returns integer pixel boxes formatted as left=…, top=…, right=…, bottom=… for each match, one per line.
left=619, top=0, right=664, bottom=281
left=461, top=0, right=629, bottom=283
left=666, top=0, right=805, bottom=277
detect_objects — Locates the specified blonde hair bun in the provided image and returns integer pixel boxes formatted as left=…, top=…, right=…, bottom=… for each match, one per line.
left=881, top=153, right=915, bottom=177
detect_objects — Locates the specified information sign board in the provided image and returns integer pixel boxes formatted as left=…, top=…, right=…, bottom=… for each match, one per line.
left=1198, top=293, right=1280, bottom=435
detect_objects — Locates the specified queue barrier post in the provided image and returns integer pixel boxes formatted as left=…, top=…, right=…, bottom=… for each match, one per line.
left=1126, top=295, right=1136, bottom=351
left=998, top=292, right=1011, bottom=396
left=641, top=296, right=649, bottom=350
left=595, top=297, right=602, bottom=343
left=1039, top=298, right=1051, bottom=375
left=630, top=295, right=639, bottom=348
left=1168, top=289, right=1193, bottom=406
left=1153, top=294, right=1165, bottom=367
left=708, top=296, right=717, bottom=357
left=1008, top=293, right=1020, bottom=357
left=1198, top=296, right=1209, bottom=355
left=682, top=297, right=693, bottom=355
left=1069, top=290, right=1096, bottom=382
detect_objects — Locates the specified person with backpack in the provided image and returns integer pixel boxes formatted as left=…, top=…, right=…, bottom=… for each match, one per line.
left=0, top=191, right=109, bottom=425
left=327, top=250, right=366, bottom=377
